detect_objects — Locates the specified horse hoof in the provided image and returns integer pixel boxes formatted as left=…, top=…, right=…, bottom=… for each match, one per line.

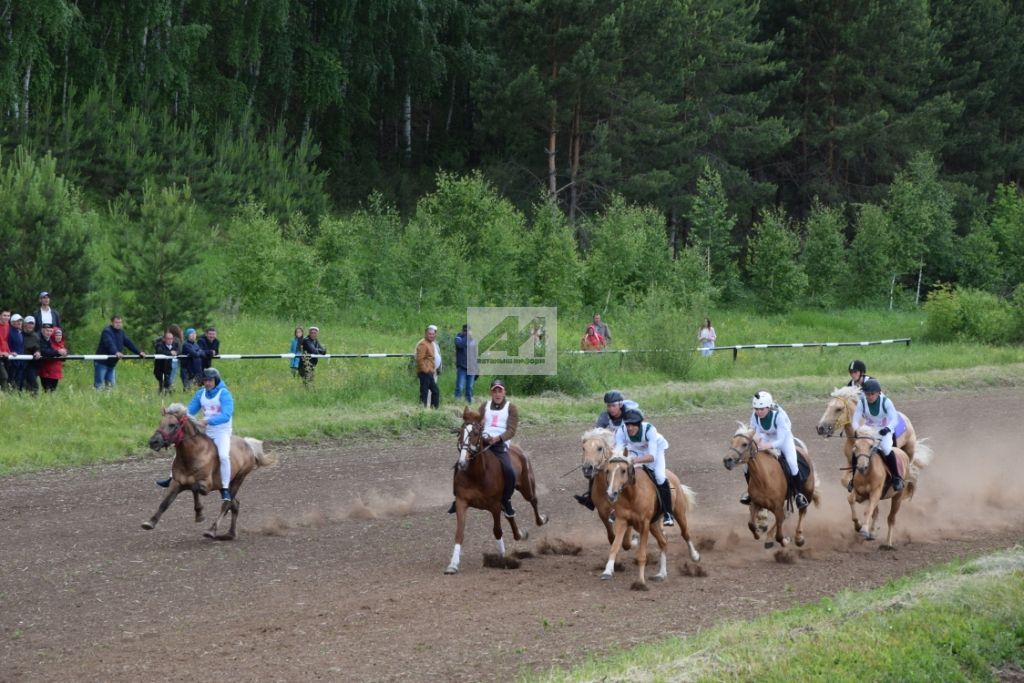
left=764, top=541, right=775, bottom=549
left=141, top=521, right=155, bottom=530
left=796, top=537, right=806, bottom=547
left=520, top=530, right=529, bottom=541
left=879, top=544, right=895, bottom=551
left=629, top=581, right=649, bottom=592
left=600, top=572, right=612, bottom=581
left=538, top=514, right=549, bottom=526
left=194, top=515, right=205, bottom=524
left=203, top=531, right=217, bottom=539
left=690, top=551, right=701, bottom=563
left=652, top=573, right=667, bottom=582
left=444, top=565, right=459, bottom=575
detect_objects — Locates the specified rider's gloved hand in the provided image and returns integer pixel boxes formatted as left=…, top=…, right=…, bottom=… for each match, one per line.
left=879, top=427, right=890, bottom=436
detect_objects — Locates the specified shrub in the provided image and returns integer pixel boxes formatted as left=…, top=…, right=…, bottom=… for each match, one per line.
left=923, top=285, right=1017, bottom=344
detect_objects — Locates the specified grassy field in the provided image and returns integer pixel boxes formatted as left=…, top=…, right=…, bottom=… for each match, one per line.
left=524, top=545, right=1024, bottom=682
left=2, top=306, right=1023, bottom=474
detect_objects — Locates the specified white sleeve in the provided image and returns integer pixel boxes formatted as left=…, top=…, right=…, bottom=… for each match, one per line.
left=613, top=426, right=626, bottom=448
left=884, top=397, right=899, bottom=427
left=770, top=411, right=793, bottom=449
left=852, top=398, right=864, bottom=428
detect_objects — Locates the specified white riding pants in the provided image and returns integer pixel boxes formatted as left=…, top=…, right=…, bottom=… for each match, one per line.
left=208, top=425, right=232, bottom=489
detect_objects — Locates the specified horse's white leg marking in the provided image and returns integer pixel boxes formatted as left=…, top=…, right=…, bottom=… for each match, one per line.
left=445, top=543, right=462, bottom=574
left=601, top=558, right=616, bottom=579
left=495, top=537, right=506, bottom=557
left=655, top=552, right=668, bottom=580
left=688, top=541, right=700, bottom=562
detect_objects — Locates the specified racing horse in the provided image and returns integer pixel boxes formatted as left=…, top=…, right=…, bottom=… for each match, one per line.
left=599, top=450, right=700, bottom=589
left=445, top=407, right=548, bottom=574
left=816, top=386, right=919, bottom=486
left=723, top=424, right=821, bottom=548
left=847, top=426, right=934, bottom=549
left=142, top=403, right=277, bottom=539
left=580, top=427, right=633, bottom=550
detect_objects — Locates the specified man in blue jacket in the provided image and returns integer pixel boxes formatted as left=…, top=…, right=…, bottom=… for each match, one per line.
left=94, top=315, right=145, bottom=389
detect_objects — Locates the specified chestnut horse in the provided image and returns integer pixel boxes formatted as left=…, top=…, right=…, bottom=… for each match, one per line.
left=848, top=426, right=934, bottom=549
left=445, top=407, right=548, bottom=574
left=817, top=386, right=918, bottom=487
left=143, top=403, right=277, bottom=540
left=723, top=424, right=821, bottom=548
left=580, top=428, right=632, bottom=550
left=600, top=450, right=700, bottom=590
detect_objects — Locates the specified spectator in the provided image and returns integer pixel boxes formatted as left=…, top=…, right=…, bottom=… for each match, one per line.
left=21, top=316, right=41, bottom=394
left=592, top=314, right=611, bottom=345
left=0, top=308, right=11, bottom=390
left=8, top=314, right=25, bottom=390
left=289, top=326, right=304, bottom=377
left=299, top=326, right=326, bottom=385
left=93, top=315, right=145, bottom=389
left=698, top=317, right=717, bottom=357
left=153, top=331, right=180, bottom=393
left=180, top=327, right=203, bottom=390
left=580, top=324, right=607, bottom=351
left=32, top=291, right=61, bottom=330
left=39, top=325, right=68, bottom=392
left=166, top=324, right=184, bottom=387
left=198, top=326, right=220, bottom=370
left=415, top=324, right=441, bottom=408
left=454, top=324, right=477, bottom=404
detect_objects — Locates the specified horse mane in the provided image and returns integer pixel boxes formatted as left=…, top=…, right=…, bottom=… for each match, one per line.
left=854, top=425, right=881, bottom=439
left=165, top=403, right=206, bottom=433
left=581, top=427, right=614, bottom=446
left=831, top=385, right=861, bottom=402
left=733, top=422, right=755, bottom=438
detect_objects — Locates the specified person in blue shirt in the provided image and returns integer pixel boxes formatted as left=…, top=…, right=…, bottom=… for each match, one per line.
left=93, top=315, right=144, bottom=389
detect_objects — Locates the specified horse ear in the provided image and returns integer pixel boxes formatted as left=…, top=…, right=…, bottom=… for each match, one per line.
left=161, top=406, right=168, bottom=416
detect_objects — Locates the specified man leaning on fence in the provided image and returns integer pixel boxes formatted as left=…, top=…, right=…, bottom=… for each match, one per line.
left=415, top=324, right=442, bottom=408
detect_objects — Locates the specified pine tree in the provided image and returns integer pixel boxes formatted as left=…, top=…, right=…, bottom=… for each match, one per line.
left=744, top=207, right=807, bottom=312
left=800, top=200, right=849, bottom=307
left=687, top=162, right=742, bottom=302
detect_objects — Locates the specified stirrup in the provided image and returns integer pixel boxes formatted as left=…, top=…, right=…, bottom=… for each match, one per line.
left=739, top=493, right=751, bottom=505
left=155, top=477, right=172, bottom=488
left=574, top=493, right=595, bottom=510
left=794, top=493, right=810, bottom=509
left=891, top=476, right=904, bottom=492
left=662, top=513, right=675, bottom=527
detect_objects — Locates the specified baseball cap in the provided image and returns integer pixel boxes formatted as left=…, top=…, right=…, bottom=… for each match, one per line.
left=23, top=315, right=35, bottom=324
left=309, top=326, right=320, bottom=332
left=10, top=313, right=22, bottom=322
left=490, top=378, right=505, bottom=389
left=39, top=291, right=50, bottom=298
left=426, top=324, right=437, bottom=332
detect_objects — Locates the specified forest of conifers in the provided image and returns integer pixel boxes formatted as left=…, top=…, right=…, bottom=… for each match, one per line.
left=1, top=0, right=1022, bottom=337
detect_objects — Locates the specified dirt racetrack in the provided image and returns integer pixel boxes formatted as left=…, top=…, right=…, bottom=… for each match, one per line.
left=2, top=387, right=1022, bottom=682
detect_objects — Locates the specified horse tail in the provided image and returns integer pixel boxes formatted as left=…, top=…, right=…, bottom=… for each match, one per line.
left=910, top=440, right=934, bottom=470
left=678, top=484, right=697, bottom=513
left=246, top=437, right=278, bottom=468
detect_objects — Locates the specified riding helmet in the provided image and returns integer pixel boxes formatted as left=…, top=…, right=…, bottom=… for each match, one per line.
left=203, top=367, right=221, bottom=381
left=862, top=378, right=881, bottom=394
left=603, top=390, right=624, bottom=405
left=751, top=390, right=774, bottom=409
left=622, top=408, right=644, bottom=425
left=848, top=359, right=867, bottom=374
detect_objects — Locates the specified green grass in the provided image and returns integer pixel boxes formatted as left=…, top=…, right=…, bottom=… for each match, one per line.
left=2, top=306, right=1023, bottom=474
left=524, top=546, right=1024, bottom=682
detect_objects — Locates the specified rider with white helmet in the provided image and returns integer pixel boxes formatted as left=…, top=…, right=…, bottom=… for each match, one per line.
left=745, top=390, right=809, bottom=509
left=613, top=408, right=675, bottom=526
left=851, top=378, right=903, bottom=492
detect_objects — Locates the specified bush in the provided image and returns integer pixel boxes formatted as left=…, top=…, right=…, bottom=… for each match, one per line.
left=923, top=285, right=1017, bottom=344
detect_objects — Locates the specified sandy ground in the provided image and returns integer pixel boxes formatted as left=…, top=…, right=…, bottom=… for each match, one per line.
left=1, top=387, right=1021, bottom=682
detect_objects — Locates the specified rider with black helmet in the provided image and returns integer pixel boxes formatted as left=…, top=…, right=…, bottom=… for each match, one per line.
left=613, top=407, right=676, bottom=526
left=846, top=360, right=873, bottom=388
left=851, top=378, right=903, bottom=492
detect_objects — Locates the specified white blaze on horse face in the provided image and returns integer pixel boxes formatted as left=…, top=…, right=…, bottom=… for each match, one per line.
left=457, top=424, right=473, bottom=469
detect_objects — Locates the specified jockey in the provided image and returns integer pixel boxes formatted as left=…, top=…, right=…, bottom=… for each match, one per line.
left=847, top=359, right=873, bottom=388
left=576, top=391, right=637, bottom=509
left=189, top=367, right=235, bottom=501
left=481, top=378, right=519, bottom=518
left=613, top=408, right=675, bottom=527
left=746, top=391, right=809, bottom=509
left=851, top=378, right=903, bottom=492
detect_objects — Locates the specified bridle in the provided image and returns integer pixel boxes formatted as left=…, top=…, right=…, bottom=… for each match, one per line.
left=604, top=454, right=634, bottom=501
left=581, top=437, right=613, bottom=479
left=723, top=434, right=756, bottom=469
left=455, top=421, right=491, bottom=467
left=153, top=414, right=194, bottom=448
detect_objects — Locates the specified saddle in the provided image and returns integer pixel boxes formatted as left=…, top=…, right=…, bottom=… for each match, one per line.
left=638, top=467, right=668, bottom=522
left=775, top=451, right=810, bottom=512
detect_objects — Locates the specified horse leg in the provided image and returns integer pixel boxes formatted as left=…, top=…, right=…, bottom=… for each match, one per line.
left=849, top=490, right=861, bottom=532
left=215, top=498, right=240, bottom=541
left=632, top=524, right=652, bottom=590
left=649, top=524, right=670, bottom=581
left=748, top=504, right=762, bottom=540
left=445, top=500, right=468, bottom=574
left=192, top=490, right=204, bottom=523
left=794, top=507, right=808, bottom=547
left=673, top=494, right=700, bottom=562
left=881, top=496, right=902, bottom=550
left=860, top=491, right=882, bottom=541
left=601, top=520, right=630, bottom=580
left=142, top=482, right=182, bottom=530
left=517, top=458, right=548, bottom=527
left=203, top=499, right=232, bottom=539
left=770, top=503, right=788, bottom=548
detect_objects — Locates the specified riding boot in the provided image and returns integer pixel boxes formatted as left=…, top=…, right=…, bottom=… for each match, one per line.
left=739, top=469, right=751, bottom=505
left=497, top=447, right=516, bottom=517
left=220, top=488, right=232, bottom=502
left=656, top=480, right=675, bottom=526
left=574, top=479, right=596, bottom=510
left=883, top=451, right=904, bottom=491
left=788, top=472, right=809, bottom=509
left=447, top=500, right=456, bottom=514
left=155, top=477, right=172, bottom=488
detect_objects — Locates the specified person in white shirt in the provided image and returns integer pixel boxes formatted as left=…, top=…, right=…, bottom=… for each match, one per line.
left=747, top=391, right=809, bottom=509
left=614, top=408, right=675, bottom=526
left=851, top=379, right=903, bottom=492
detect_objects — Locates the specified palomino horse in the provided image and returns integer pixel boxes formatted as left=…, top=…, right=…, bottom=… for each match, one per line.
left=445, top=407, right=548, bottom=574
left=723, top=424, right=821, bottom=548
left=816, top=386, right=918, bottom=485
left=580, top=427, right=633, bottom=550
left=848, top=426, right=934, bottom=549
left=143, top=403, right=277, bottom=540
left=600, top=450, right=700, bottom=589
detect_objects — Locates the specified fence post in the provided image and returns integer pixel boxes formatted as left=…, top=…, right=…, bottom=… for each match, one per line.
left=732, top=347, right=738, bottom=362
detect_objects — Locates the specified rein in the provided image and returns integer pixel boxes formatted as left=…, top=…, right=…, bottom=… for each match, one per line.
left=156, top=415, right=189, bottom=447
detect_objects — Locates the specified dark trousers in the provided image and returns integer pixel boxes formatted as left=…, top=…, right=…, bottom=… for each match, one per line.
left=418, top=372, right=439, bottom=408
left=41, top=378, right=59, bottom=392
left=491, top=442, right=516, bottom=503
left=21, top=362, right=38, bottom=393
left=9, top=360, right=25, bottom=390
left=0, top=358, right=8, bottom=390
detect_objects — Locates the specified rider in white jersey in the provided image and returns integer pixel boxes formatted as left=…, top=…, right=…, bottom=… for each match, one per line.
left=613, top=408, right=675, bottom=526
left=747, top=390, right=809, bottom=509
left=189, top=367, right=235, bottom=501
left=851, top=378, right=903, bottom=492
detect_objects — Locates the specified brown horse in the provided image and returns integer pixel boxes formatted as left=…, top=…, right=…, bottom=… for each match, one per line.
left=445, top=407, right=548, bottom=574
left=580, top=428, right=632, bottom=550
left=723, top=424, right=821, bottom=548
left=848, top=426, right=934, bottom=549
left=142, top=403, right=277, bottom=540
left=599, top=451, right=700, bottom=589
left=817, top=386, right=919, bottom=486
